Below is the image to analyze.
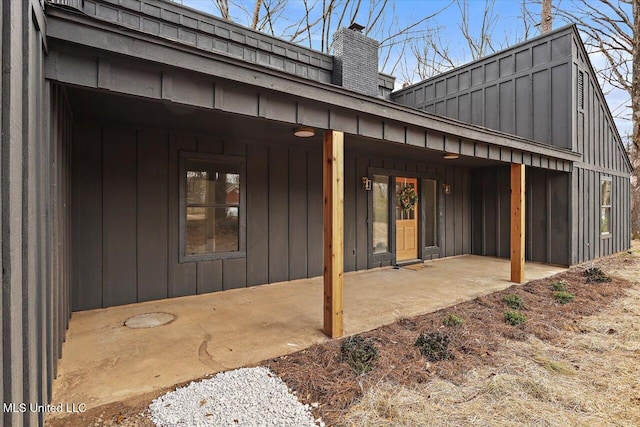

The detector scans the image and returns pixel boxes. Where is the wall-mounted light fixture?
[361,177,372,191]
[443,153,459,159]
[293,126,315,138]
[442,184,452,195]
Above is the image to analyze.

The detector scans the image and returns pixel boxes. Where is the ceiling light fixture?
[294,126,315,138]
[443,153,459,159]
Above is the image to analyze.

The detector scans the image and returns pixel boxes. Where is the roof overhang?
[44,2,582,171]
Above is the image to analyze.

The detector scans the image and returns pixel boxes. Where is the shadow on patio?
[51,255,565,410]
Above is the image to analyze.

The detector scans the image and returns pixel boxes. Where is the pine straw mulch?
[265,250,638,426]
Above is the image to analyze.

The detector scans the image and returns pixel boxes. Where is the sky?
[176,0,632,140]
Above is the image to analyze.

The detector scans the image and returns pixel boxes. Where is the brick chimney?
[331,24,379,97]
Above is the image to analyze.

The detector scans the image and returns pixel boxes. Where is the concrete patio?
[50,255,565,411]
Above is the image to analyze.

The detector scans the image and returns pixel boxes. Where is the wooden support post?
[510,163,525,283]
[323,130,344,338]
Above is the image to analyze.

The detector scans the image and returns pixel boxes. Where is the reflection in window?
[424,179,437,246]
[372,175,389,254]
[186,160,240,254]
[600,177,611,235]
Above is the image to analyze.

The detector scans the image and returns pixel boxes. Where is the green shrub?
[442,314,464,328]
[414,332,454,362]
[340,335,379,375]
[552,281,568,292]
[583,267,612,283]
[503,294,524,310]
[504,310,527,326]
[554,291,575,304]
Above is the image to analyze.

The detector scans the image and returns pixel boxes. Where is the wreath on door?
[398,186,418,213]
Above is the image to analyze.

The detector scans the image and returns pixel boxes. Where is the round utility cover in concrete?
[125,312,175,329]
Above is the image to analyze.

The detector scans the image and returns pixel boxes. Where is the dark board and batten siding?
[570,33,633,264]
[392,28,574,150]
[48,85,74,393]
[349,155,471,270]
[572,167,631,264]
[438,167,471,259]
[2,1,71,424]
[471,166,570,266]
[48,0,391,99]
[74,124,241,309]
[52,0,334,84]
[71,121,325,310]
[71,118,472,310]
[572,35,631,175]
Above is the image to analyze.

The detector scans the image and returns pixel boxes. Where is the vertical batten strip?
[323,130,344,338]
[510,163,525,283]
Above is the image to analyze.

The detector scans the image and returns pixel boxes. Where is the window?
[600,177,611,236]
[372,175,389,254]
[180,153,245,261]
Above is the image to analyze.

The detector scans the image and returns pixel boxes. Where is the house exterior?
[0,0,631,424]
[391,27,632,265]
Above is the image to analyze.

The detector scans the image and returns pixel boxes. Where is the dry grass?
[345,325,640,426]
[341,247,640,427]
[268,243,640,426]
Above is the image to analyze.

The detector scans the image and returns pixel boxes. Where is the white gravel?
[148,367,323,427]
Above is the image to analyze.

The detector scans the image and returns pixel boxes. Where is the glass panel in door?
[396,177,418,261]
[372,175,389,254]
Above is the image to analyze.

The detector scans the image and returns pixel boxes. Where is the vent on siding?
[578,71,584,110]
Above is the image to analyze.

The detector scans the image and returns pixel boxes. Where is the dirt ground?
[48,244,640,426]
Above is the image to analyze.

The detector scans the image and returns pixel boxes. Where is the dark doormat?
[401,263,432,271]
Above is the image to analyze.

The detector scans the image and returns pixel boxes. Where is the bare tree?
[555,0,638,237]
[541,0,553,33]
[377,2,453,75]
[209,0,386,49]
[457,0,500,60]
[402,30,456,81]
[209,0,287,32]
[401,0,534,82]
[520,0,538,40]
[208,0,450,80]
[215,0,231,20]
[251,0,264,29]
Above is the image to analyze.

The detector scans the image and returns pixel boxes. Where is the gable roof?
[392,24,632,173]
[394,24,576,93]
[567,24,633,173]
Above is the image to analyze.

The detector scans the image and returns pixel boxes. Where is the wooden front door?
[396,177,418,261]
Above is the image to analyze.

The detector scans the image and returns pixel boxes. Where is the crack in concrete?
[198,332,230,372]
